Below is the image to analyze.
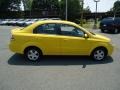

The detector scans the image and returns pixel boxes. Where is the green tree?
[0,0,10,11]
[113,0,120,13]
[107,0,120,17]
[32,0,59,11]
[60,0,81,22]
[84,6,91,13]
[0,0,21,11]
[8,0,21,11]
[0,0,4,6]
[22,0,33,11]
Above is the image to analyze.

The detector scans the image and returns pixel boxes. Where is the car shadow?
[8,54,113,68]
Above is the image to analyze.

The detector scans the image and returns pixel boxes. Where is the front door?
[33,23,60,55]
[58,24,89,55]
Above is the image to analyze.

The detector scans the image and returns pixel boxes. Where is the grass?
[80,21,100,29]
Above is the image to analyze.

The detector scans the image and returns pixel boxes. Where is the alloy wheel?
[92,49,106,61]
[27,49,40,61]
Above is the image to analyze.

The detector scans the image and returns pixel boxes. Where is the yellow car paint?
[9,20,113,56]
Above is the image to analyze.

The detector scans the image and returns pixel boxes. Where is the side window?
[60,24,85,37]
[34,23,57,34]
[115,18,120,24]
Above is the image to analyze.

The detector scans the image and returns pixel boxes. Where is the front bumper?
[107,43,114,56]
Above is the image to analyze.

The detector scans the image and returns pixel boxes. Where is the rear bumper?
[9,41,23,54]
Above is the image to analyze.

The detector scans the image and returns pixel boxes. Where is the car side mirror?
[84,34,89,38]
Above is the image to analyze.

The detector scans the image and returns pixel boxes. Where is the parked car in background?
[100,17,120,34]
[0,19,2,25]
[0,18,61,26]
[10,19,20,26]
[0,19,11,25]
[9,20,113,61]
[15,19,24,26]
[24,18,57,26]
[7,19,17,25]
[17,19,31,26]
[24,19,38,26]
[48,18,61,20]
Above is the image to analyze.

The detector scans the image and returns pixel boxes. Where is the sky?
[84,0,118,12]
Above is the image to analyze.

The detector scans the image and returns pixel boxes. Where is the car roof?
[101,18,114,23]
[103,17,120,20]
[35,20,77,26]
[21,20,91,35]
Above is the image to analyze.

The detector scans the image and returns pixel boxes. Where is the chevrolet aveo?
[9,20,113,61]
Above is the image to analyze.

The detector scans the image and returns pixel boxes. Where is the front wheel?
[91,48,107,61]
[113,28,119,34]
[24,47,42,61]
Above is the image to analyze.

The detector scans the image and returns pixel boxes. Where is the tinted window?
[34,24,57,34]
[102,18,113,23]
[60,24,84,37]
[114,18,120,24]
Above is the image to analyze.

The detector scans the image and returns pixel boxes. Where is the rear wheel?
[91,48,107,61]
[24,47,42,61]
[101,29,105,33]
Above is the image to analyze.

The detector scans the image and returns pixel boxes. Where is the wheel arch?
[90,46,108,56]
[21,42,44,54]
[24,46,43,55]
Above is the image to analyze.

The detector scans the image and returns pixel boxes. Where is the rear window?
[101,18,114,24]
[114,18,120,23]
[33,23,57,34]
[102,17,120,24]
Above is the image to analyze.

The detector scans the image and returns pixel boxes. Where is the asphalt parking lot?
[0,26,120,90]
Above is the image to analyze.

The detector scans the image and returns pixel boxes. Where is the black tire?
[91,47,107,61]
[113,28,119,34]
[24,47,42,62]
[101,29,105,33]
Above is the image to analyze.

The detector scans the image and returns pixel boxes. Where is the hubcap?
[94,50,105,60]
[27,49,39,61]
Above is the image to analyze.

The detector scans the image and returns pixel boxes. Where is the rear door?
[33,23,60,55]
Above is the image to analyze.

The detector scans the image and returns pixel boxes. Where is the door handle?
[64,39,69,41]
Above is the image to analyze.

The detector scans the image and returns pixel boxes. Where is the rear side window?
[102,19,113,23]
[33,23,57,34]
[114,18,120,24]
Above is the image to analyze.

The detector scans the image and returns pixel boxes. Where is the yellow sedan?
[9,20,113,61]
